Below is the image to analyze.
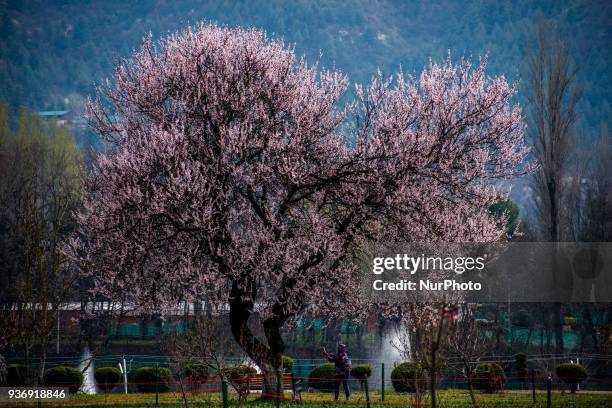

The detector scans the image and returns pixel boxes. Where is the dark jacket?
[324,345,351,375]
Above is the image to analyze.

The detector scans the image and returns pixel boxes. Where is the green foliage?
[350,364,372,391]
[94,367,121,391]
[308,363,336,392]
[43,366,83,393]
[185,364,209,385]
[473,363,506,393]
[350,364,372,379]
[489,198,520,238]
[7,364,29,386]
[514,353,528,380]
[134,367,173,393]
[221,365,257,385]
[556,363,588,393]
[390,362,424,393]
[281,356,293,373]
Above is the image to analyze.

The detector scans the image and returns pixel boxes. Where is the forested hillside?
[1,0,610,132]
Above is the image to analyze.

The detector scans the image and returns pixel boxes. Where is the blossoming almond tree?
[65,23,529,392]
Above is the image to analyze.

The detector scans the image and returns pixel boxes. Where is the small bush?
[7,364,29,386]
[351,364,372,390]
[221,364,258,401]
[95,367,121,391]
[556,363,587,393]
[222,364,257,386]
[308,363,336,392]
[282,356,293,373]
[391,362,424,393]
[134,367,173,393]
[350,364,372,379]
[185,364,209,386]
[514,353,528,381]
[44,366,83,394]
[473,363,506,393]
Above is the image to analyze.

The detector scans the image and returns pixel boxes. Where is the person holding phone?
[323,343,352,401]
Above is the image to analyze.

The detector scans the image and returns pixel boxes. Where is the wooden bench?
[229,373,302,400]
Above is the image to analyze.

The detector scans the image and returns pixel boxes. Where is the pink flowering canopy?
[67,23,529,372]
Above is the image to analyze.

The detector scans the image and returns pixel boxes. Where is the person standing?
[323,343,352,401]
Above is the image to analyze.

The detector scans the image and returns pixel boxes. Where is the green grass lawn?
[3,390,611,408]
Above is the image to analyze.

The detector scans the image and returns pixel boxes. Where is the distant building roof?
[37,110,70,117]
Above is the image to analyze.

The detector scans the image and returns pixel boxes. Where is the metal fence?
[3,353,611,407]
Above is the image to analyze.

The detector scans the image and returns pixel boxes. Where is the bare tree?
[579,128,612,242]
[526,20,582,353]
[163,310,243,381]
[394,302,460,408]
[163,308,246,407]
[575,128,612,354]
[448,304,491,405]
[0,107,83,383]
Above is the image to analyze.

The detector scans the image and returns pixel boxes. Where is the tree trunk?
[228,279,285,397]
[429,343,437,408]
[429,367,437,408]
[467,380,476,405]
[464,362,476,405]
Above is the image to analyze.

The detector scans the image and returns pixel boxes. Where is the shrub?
[514,353,528,381]
[556,363,587,393]
[282,356,293,373]
[308,363,336,392]
[473,363,506,393]
[7,364,29,386]
[222,364,257,380]
[185,364,209,386]
[134,367,173,393]
[44,366,83,394]
[350,364,372,390]
[391,362,424,393]
[221,364,257,388]
[95,367,121,391]
[350,364,372,379]
[221,364,258,401]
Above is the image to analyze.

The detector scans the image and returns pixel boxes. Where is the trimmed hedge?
[222,364,257,387]
[95,367,121,391]
[351,364,372,390]
[282,356,293,373]
[350,364,372,379]
[308,363,336,392]
[185,364,209,386]
[391,362,424,393]
[7,364,29,386]
[44,366,83,394]
[473,363,506,393]
[556,363,587,393]
[134,367,173,393]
